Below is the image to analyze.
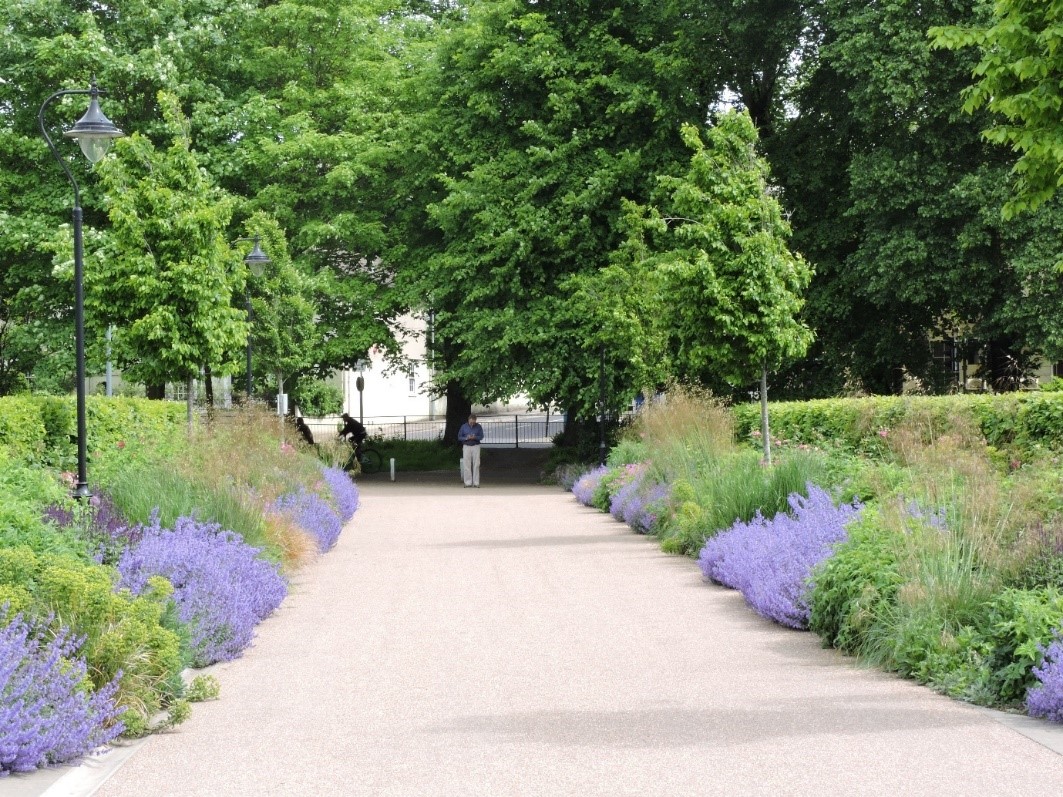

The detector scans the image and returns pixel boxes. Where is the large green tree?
[89,94,246,390]
[770,0,1063,394]
[635,114,813,390]
[389,0,726,434]
[931,0,1063,217]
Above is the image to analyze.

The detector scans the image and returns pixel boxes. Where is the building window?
[408,373,417,396]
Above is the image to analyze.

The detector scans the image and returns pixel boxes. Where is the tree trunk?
[203,365,214,407]
[443,380,472,445]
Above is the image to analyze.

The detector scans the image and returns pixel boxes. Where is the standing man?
[458,413,484,487]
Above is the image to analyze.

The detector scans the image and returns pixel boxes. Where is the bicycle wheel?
[359,447,383,475]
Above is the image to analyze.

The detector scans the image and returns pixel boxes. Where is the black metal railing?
[304,413,565,447]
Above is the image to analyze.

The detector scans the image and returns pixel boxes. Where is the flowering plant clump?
[43,491,140,562]
[320,466,360,523]
[275,490,343,552]
[0,612,124,775]
[1027,636,1063,723]
[117,514,287,667]
[699,485,863,629]
[609,465,671,534]
[572,465,609,507]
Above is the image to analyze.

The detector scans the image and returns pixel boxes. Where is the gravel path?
[89,479,1063,796]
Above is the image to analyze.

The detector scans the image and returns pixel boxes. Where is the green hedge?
[0,395,186,469]
[733,393,1063,452]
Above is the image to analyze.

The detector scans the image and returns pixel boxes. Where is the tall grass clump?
[631,385,735,478]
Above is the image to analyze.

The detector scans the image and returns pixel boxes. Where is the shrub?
[320,466,359,524]
[0,397,46,462]
[116,514,287,668]
[290,378,343,418]
[699,485,862,629]
[0,612,124,775]
[275,490,343,552]
[807,512,902,653]
[656,450,830,556]
[571,465,609,507]
[0,546,184,738]
[1028,636,1063,722]
[607,464,671,534]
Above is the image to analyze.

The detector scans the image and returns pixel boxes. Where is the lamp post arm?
[37,88,94,208]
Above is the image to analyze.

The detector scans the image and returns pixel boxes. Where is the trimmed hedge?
[732,393,1063,452]
[0,395,186,469]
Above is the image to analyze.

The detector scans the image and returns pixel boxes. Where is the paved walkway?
[34,475,1063,795]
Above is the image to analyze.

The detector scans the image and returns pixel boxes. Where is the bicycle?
[343,441,383,475]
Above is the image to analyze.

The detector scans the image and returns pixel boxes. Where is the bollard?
[390,458,396,481]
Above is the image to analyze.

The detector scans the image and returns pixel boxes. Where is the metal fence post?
[514,415,519,449]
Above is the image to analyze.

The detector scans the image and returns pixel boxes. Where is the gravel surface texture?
[79,478,1063,796]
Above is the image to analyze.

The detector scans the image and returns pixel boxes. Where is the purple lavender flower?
[320,466,360,523]
[698,485,863,629]
[42,491,139,562]
[275,490,343,552]
[572,465,609,506]
[1027,636,1063,723]
[0,612,124,775]
[117,514,287,667]
[606,465,671,534]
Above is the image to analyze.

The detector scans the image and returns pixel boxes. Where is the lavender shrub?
[608,466,671,534]
[117,514,287,667]
[42,491,140,562]
[572,466,609,507]
[1027,636,1063,723]
[320,466,360,523]
[275,490,343,552]
[0,613,123,775]
[699,485,863,629]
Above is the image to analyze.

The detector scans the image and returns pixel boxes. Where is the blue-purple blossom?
[320,466,360,523]
[42,491,139,562]
[0,613,123,775]
[699,485,863,629]
[572,466,609,506]
[608,465,671,534]
[275,490,343,552]
[117,514,287,667]
[1027,635,1063,723]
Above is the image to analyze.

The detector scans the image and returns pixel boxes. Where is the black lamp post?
[38,80,124,500]
[237,236,270,399]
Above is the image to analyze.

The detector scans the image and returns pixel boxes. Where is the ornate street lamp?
[235,236,270,399]
[38,79,124,500]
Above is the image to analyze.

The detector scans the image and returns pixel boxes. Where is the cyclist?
[338,412,368,461]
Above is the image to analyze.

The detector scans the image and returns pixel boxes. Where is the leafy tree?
[89,94,246,391]
[770,0,1063,394]
[390,0,725,436]
[642,114,813,389]
[931,1,1063,217]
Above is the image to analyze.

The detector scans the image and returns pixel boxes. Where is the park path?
[84,475,1063,796]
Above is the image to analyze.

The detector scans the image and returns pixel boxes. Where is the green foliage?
[731,393,1063,457]
[290,378,343,418]
[656,449,831,556]
[372,439,456,472]
[633,113,813,387]
[808,512,903,653]
[936,588,1063,706]
[607,439,649,468]
[0,396,47,461]
[931,1,1063,216]
[91,92,245,387]
[186,674,221,703]
[0,546,185,737]
[104,465,274,559]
